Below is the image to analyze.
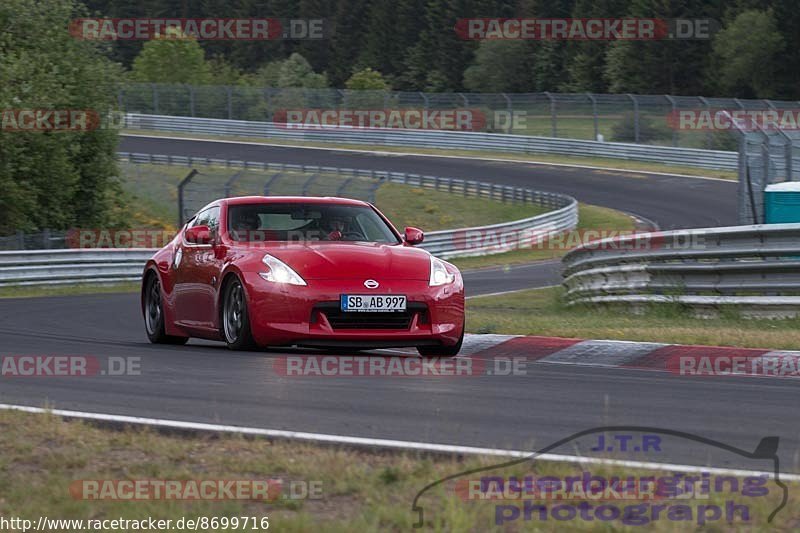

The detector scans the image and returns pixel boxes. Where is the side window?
[205,207,221,236]
[188,210,209,229]
[186,206,220,240]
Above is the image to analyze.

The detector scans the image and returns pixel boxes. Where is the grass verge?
[116,163,549,232]
[376,183,547,232]
[467,286,800,350]
[0,409,794,531]
[123,129,737,180]
[0,283,140,300]
[450,203,635,270]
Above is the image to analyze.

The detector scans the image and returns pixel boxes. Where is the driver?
[322,215,348,240]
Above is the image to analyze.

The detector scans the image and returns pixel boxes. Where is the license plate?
[340,294,407,312]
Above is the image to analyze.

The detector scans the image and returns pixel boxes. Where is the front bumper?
[240,274,464,348]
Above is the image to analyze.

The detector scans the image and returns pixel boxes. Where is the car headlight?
[429,257,455,286]
[260,254,307,286]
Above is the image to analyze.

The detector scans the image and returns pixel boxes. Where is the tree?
[603,0,723,95]
[207,55,245,85]
[710,9,784,98]
[402,0,482,91]
[0,0,122,234]
[358,0,424,88]
[464,41,534,92]
[345,68,390,90]
[559,0,628,92]
[130,29,212,84]
[276,53,328,88]
[329,0,370,86]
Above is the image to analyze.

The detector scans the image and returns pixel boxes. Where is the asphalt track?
[0,293,798,474]
[5,136,797,476]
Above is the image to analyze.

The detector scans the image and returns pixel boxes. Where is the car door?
[174,206,223,332]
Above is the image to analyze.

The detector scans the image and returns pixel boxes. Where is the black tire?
[143,273,189,345]
[417,327,464,357]
[221,277,257,350]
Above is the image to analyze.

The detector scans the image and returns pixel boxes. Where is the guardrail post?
[664,94,677,147]
[152,83,159,114]
[301,173,319,195]
[737,136,748,224]
[336,178,354,196]
[224,170,243,197]
[698,96,712,149]
[765,99,794,181]
[368,178,382,203]
[188,85,195,117]
[587,93,598,141]
[42,228,51,249]
[626,94,639,143]
[419,92,429,110]
[263,172,282,195]
[16,230,24,250]
[226,86,233,120]
[544,92,557,137]
[177,169,198,227]
[264,89,273,121]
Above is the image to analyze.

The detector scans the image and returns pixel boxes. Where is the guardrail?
[125,114,738,171]
[0,249,153,286]
[117,151,578,256]
[562,223,800,318]
[0,171,578,285]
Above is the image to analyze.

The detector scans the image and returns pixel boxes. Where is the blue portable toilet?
[764,182,800,223]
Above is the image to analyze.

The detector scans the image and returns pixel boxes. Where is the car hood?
[267,242,432,281]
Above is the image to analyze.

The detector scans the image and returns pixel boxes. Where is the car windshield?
[227,203,401,244]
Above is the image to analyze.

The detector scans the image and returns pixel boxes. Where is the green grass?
[467,286,800,350]
[0,409,794,531]
[116,162,189,229]
[124,129,738,180]
[450,203,636,270]
[0,282,139,299]
[376,183,548,232]
[116,164,551,233]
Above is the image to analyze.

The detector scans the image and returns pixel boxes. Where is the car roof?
[195,196,373,213]
[221,196,371,207]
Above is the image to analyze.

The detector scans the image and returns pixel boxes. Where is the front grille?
[313,302,428,330]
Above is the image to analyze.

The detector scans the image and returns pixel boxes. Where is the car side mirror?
[404,226,424,245]
[185,225,212,245]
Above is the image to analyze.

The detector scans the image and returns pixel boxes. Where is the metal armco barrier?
[0,172,578,285]
[562,223,800,318]
[124,114,738,171]
[117,150,579,258]
[0,249,154,286]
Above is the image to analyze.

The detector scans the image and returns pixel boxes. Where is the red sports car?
[141,196,465,356]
